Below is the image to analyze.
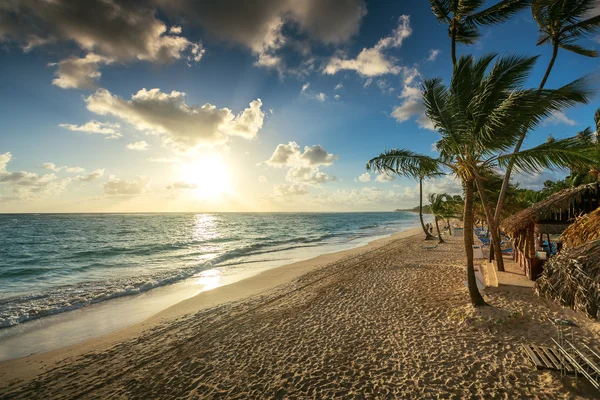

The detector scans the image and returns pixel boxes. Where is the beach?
[1,228,599,398]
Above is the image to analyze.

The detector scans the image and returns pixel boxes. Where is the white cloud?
[42,162,85,173]
[363,78,373,87]
[334,83,343,90]
[169,26,183,35]
[316,92,326,102]
[157,0,366,72]
[301,82,310,93]
[85,88,265,150]
[126,141,149,151]
[0,152,70,199]
[258,175,268,183]
[427,49,440,62]
[0,1,203,64]
[49,53,113,90]
[148,157,178,164]
[375,173,396,183]
[265,142,337,167]
[390,67,435,131]
[59,120,122,139]
[167,181,197,190]
[354,172,371,182]
[334,94,341,100]
[286,166,335,185]
[75,168,105,182]
[323,15,412,77]
[272,183,308,198]
[513,171,562,190]
[103,175,151,195]
[543,111,577,126]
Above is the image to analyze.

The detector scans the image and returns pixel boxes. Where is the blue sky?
[0,0,599,212]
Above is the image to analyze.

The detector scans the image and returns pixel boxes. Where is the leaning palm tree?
[429,0,531,65]
[368,153,442,240]
[428,193,458,243]
[368,54,596,306]
[493,0,600,254]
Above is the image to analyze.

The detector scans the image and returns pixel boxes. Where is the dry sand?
[1,228,599,399]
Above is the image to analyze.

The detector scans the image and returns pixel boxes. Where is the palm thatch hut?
[501,182,600,280]
[561,206,600,248]
[535,239,600,319]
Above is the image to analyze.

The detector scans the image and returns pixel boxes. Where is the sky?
[0,0,599,213]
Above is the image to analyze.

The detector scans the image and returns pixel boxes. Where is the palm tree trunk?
[419,177,435,240]
[492,41,560,266]
[473,175,505,272]
[451,24,457,66]
[435,216,445,243]
[464,179,487,307]
[446,218,452,235]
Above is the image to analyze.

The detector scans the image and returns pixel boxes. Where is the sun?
[180,154,232,199]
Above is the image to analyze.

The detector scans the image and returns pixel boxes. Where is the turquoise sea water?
[0,212,419,328]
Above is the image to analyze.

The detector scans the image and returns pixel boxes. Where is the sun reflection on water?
[194,269,222,291]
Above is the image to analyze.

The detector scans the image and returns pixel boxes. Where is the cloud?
[158,0,366,71]
[300,83,327,102]
[167,181,197,189]
[103,175,151,195]
[127,141,149,151]
[169,26,183,35]
[85,88,264,150]
[375,173,395,183]
[316,92,326,102]
[334,94,341,100]
[42,162,85,173]
[323,15,412,77]
[285,166,335,184]
[272,183,308,198]
[148,157,178,163]
[49,53,113,90]
[513,171,562,190]
[0,0,202,64]
[354,172,371,182]
[264,142,337,186]
[265,142,337,167]
[75,168,105,182]
[543,111,577,126]
[258,175,268,183]
[0,152,70,199]
[427,49,440,62]
[334,83,343,90]
[301,82,310,93]
[59,120,122,139]
[390,67,435,131]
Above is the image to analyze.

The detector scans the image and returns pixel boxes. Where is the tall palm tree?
[367,152,442,240]
[368,54,596,306]
[493,0,600,250]
[429,0,531,65]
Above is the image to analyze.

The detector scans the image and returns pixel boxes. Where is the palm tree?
[429,193,459,243]
[367,152,442,240]
[368,54,596,306]
[429,0,531,65]
[493,0,600,252]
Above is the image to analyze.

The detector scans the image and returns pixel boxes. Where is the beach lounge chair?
[478,237,491,246]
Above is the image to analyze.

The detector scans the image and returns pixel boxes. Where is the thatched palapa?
[561,206,600,249]
[500,182,600,280]
[535,239,600,319]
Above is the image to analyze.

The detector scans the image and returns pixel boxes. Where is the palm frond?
[497,135,600,173]
[595,107,600,133]
[558,42,598,57]
[366,149,442,179]
[562,15,600,39]
[466,0,531,27]
[430,0,452,22]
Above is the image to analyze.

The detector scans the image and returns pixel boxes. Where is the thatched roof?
[535,239,600,319]
[561,206,600,248]
[501,182,600,238]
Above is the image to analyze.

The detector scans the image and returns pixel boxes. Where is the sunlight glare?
[180,155,231,199]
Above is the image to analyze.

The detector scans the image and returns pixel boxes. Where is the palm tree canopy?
[430,0,531,44]
[366,149,443,179]
[533,0,600,57]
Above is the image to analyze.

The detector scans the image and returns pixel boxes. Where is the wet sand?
[1,229,599,399]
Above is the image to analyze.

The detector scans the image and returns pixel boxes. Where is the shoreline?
[0,227,424,384]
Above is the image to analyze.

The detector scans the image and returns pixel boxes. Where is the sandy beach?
[1,228,599,399]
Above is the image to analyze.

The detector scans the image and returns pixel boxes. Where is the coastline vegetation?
[368,0,600,307]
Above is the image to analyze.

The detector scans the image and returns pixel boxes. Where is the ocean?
[0,212,421,330]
